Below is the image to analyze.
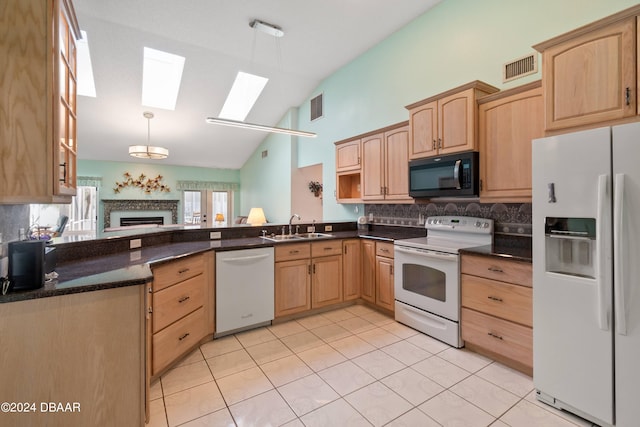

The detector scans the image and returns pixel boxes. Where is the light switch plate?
[129,250,141,261]
[324,225,333,232]
[210,231,221,240]
[130,238,142,249]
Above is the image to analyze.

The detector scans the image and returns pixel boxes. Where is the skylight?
[77,30,96,97]
[142,47,185,110]
[218,71,269,121]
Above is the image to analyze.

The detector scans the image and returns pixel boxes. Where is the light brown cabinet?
[375,241,395,312]
[478,81,544,202]
[406,81,499,160]
[0,0,80,203]
[362,123,412,202]
[335,138,362,203]
[275,243,312,318]
[342,239,362,301]
[361,239,376,303]
[461,254,532,375]
[311,240,343,308]
[150,252,214,376]
[534,11,637,132]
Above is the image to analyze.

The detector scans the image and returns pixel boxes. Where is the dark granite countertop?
[459,235,532,263]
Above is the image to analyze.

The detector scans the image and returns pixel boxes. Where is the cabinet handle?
[308,265,311,275]
[59,162,67,182]
[178,296,190,303]
[626,87,631,106]
[487,332,503,340]
[438,138,442,149]
[358,156,361,164]
[390,265,394,275]
[487,295,503,302]
[344,246,348,255]
[432,139,436,150]
[380,186,384,195]
[324,247,332,251]
[147,307,153,314]
[487,266,503,273]
[178,268,190,274]
[313,264,316,274]
[380,248,389,253]
[178,332,190,341]
[289,250,299,254]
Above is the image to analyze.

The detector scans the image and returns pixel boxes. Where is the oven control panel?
[425,216,493,234]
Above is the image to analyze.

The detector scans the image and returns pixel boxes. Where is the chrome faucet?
[289,214,301,235]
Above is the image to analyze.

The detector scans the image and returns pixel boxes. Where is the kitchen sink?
[261,232,333,242]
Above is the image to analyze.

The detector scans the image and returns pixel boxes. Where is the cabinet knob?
[178,296,190,303]
[487,295,503,302]
[487,332,503,340]
[487,266,503,273]
[178,333,190,341]
[178,268,190,274]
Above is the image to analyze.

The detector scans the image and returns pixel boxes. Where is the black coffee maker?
[7,240,51,291]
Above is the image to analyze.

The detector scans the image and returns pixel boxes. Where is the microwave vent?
[503,53,537,83]
[310,93,323,121]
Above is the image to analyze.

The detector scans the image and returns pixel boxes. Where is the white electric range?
[394,216,493,347]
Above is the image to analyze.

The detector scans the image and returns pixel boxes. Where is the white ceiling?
[74,0,442,169]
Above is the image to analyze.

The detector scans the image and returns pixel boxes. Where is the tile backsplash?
[364,202,532,236]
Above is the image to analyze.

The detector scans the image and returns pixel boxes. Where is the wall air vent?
[503,53,538,83]
[310,93,323,121]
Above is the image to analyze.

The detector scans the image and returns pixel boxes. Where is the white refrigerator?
[532,122,640,427]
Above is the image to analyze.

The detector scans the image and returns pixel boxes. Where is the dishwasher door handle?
[221,253,271,264]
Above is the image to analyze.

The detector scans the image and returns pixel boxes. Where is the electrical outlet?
[324,225,333,232]
[130,238,142,249]
[129,250,141,262]
[306,226,315,232]
[209,231,221,240]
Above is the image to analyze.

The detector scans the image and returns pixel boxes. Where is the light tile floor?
[148,305,596,427]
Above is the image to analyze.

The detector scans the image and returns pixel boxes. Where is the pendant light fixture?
[129,111,169,159]
[206,19,316,138]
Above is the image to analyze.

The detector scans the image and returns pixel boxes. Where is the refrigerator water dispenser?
[544,217,596,279]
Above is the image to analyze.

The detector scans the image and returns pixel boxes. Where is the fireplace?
[120,216,165,227]
[102,200,179,229]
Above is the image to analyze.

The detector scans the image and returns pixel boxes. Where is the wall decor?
[308,181,323,197]
[113,172,170,194]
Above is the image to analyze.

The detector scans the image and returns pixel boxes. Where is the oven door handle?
[394,246,458,261]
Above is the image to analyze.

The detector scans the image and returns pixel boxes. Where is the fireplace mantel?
[103,200,179,228]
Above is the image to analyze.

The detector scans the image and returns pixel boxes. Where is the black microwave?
[409,151,479,198]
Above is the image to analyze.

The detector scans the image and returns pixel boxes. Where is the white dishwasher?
[215,247,274,336]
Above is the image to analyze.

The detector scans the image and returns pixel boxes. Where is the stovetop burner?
[394,216,493,254]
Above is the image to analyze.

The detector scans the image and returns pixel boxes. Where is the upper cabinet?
[406,81,499,160]
[478,81,544,202]
[362,122,412,202]
[335,138,362,203]
[0,0,80,204]
[533,5,640,132]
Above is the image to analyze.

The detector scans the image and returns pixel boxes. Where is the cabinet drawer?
[153,306,206,375]
[153,274,205,333]
[461,308,532,369]
[461,275,532,327]
[461,254,531,287]
[153,254,205,291]
[275,243,311,261]
[311,240,342,257]
[375,241,394,258]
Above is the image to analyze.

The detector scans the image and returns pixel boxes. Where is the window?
[30,186,98,239]
[183,190,231,227]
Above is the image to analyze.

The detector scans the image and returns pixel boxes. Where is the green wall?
[77,159,240,230]
[289,0,637,221]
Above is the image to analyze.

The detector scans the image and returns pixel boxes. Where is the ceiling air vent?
[310,93,323,121]
[503,53,537,83]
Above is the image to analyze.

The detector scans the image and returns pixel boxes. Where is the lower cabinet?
[461,253,533,375]
[275,243,312,317]
[375,242,395,312]
[150,251,214,377]
[342,239,362,301]
[274,240,344,317]
[360,239,395,312]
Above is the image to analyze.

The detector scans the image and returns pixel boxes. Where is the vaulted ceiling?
[74,0,442,169]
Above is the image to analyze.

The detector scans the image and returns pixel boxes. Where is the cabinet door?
[361,240,376,303]
[384,125,412,201]
[275,259,311,317]
[409,101,438,159]
[479,83,543,201]
[542,17,635,130]
[342,239,361,301]
[54,2,78,196]
[438,88,476,155]
[376,256,394,311]
[362,133,385,200]
[312,255,343,308]
[336,139,361,172]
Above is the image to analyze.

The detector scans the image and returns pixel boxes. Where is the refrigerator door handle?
[614,173,627,335]
[596,174,610,331]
